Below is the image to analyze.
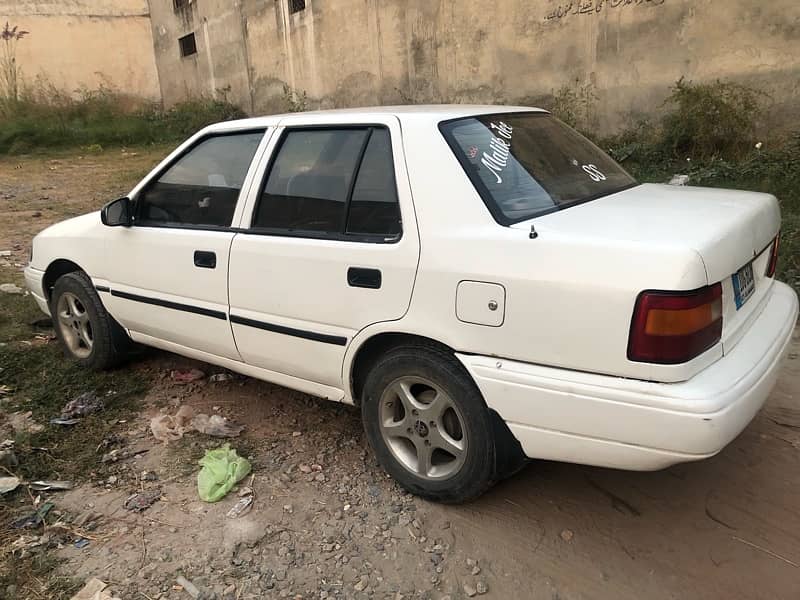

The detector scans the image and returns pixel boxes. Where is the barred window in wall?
[289,0,306,14]
[179,33,197,58]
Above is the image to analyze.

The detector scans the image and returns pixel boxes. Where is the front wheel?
[361,344,497,503]
[51,271,130,369]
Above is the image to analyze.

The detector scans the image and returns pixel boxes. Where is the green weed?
[0,83,246,154]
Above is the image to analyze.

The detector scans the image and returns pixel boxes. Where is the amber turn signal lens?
[628,284,723,364]
[644,299,722,337]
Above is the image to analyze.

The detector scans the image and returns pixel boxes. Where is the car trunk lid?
[511,183,781,354]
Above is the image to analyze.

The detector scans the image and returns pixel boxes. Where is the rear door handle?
[347,267,381,289]
[194,250,216,269]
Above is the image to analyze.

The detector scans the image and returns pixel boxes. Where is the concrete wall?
[154,0,800,134]
[0,0,160,100]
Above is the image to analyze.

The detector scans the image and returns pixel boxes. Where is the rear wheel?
[362,344,496,503]
[51,272,130,369]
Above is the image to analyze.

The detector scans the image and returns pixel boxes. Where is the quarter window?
[253,127,401,240]
[136,132,264,228]
[347,129,401,236]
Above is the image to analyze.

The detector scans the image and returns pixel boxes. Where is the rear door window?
[252,127,401,240]
[136,131,264,228]
[440,113,636,224]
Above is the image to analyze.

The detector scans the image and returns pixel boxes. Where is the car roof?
[203,104,548,132]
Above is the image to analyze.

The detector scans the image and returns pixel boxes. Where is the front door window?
[137,131,264,228]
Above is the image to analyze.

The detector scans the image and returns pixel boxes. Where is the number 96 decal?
[582,164,607,182]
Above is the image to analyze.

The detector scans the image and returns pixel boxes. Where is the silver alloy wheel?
[378,376,467,480]
[56,291,93,359]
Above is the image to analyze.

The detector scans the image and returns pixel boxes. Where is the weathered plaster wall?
[151,0,800,133]
[0,0,160,100]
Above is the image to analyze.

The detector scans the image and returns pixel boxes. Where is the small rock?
[466,558,477,568]
[353,575,369,592]
[223,583,236,598]
[0,449,18,469]
[292,431,302,437]
[73,510,95,527]
[283,504,293,514]
[299,465,312,474]
[0,283,24,295]
[476,581,488,595]
[560,529,574,542]
[176,576,201,599]
[464,583,477,597]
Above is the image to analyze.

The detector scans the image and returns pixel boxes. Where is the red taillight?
[766,233,780,278]
[628,284,723,364]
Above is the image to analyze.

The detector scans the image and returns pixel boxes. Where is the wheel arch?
[43,259,86,301]
[349,329,529,490]
[346,331,457,406]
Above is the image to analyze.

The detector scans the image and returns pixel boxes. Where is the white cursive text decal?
[480,121,514,184]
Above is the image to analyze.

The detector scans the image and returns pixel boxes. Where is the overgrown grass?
[0,274,42,343]
[0,267,149,598]
[0,343,148,480]
[0,268,149,481]
[0,86,246,154]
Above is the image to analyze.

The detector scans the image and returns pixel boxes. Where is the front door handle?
[194,250,216,269]
[347,267,381,289]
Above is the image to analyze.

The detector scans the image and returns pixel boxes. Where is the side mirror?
[101,197,132,227]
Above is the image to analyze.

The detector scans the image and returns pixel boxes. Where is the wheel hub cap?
[56,291,93,359]
[378,376,467,481]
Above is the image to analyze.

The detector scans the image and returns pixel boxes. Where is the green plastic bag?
[197,444,251,503]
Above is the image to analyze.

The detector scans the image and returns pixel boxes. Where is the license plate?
[732,262,755,310]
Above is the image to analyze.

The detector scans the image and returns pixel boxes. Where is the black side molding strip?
[230,315,347,346]
[110,289,227,321]
[95,285,110,293]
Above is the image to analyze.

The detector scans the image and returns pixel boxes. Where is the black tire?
[361,343,497,503]
[50,271,130,370]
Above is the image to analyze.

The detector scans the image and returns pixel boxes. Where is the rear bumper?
[23,265,50,316]
[457,281,798,471]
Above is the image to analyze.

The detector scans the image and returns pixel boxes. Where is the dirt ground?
[1,151,800,600]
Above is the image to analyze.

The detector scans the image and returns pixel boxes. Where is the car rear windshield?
[439,112,637,224]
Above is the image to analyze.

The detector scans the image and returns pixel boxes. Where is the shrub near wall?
[0,86,246,154]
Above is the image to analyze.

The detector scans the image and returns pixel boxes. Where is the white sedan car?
[25,106,798,502]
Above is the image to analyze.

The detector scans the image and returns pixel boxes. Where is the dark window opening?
[253,127,401,240]
[347,129,401,236]
[289,0,306,14]
[179,33,197,58]
[173,0,189,11]
[136,132,264,228]
[439,112,637,225]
